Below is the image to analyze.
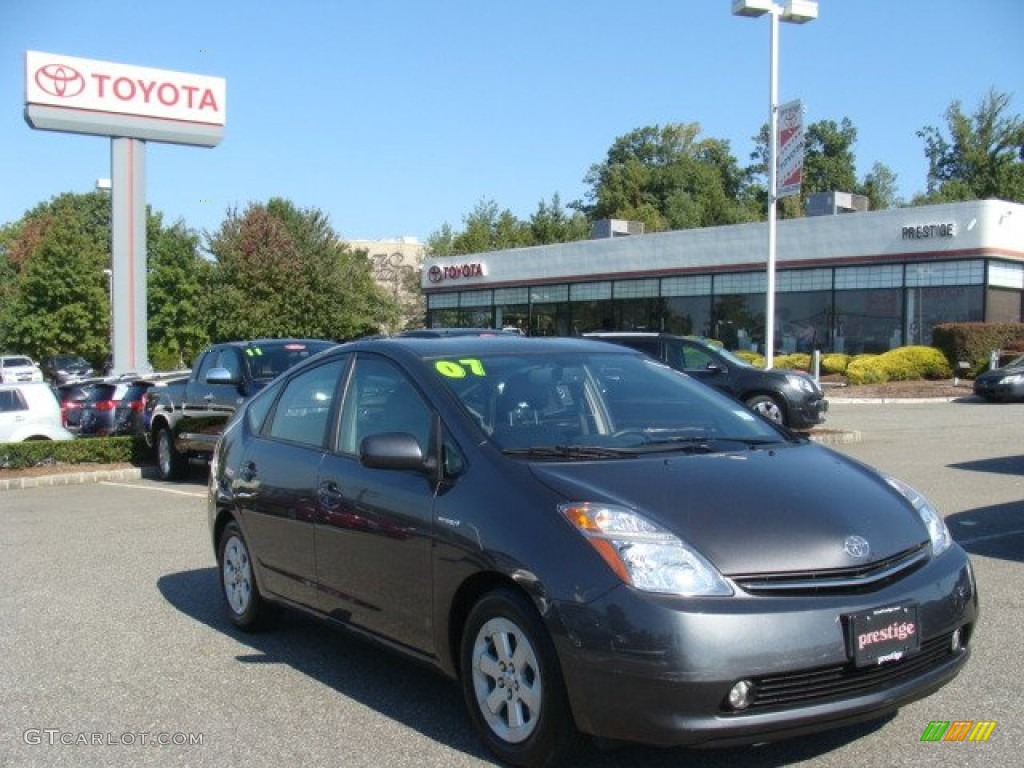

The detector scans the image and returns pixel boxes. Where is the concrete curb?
[806,429,863,446]
[0,466,144,492]
[827,396,969,405]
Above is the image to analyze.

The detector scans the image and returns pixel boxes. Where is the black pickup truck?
[143,338,336,480]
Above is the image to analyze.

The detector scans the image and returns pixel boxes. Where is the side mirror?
[206,366,240,386]
[360,432,427,471]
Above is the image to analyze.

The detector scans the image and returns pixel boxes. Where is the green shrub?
[821,353,852,374]
[933,322,1024,375]
[845,354,887,384]
[843,346,953,385]
[774,353,811,371]
[0,437,151,471]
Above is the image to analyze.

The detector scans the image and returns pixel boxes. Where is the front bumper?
[974,379,1024,401]
[789,395,828,430]
[552,546,976,747]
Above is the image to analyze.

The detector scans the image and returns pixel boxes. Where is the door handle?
[317,481,344,509]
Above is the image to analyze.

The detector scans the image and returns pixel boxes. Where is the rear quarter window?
[0,389,29,412]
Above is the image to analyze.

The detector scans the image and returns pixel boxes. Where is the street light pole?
[732,0,817,369]
[766,5,779,369]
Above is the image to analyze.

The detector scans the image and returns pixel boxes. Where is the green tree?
[426,222,457,258]
[915,89,1024,203]
[860,162,902,211]
[580,123,757,232]
[446,199,533,255]
[146,213,212,369]
[0,192,112,366]
[428,194,588,258]
[528,194,590,244]
[205,198,398,341]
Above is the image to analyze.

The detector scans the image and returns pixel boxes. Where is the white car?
[0,382,75,442]
[0,355,44,383]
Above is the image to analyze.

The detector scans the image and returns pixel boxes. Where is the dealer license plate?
[848,604,920,667]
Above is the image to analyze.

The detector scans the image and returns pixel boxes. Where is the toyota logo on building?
[843,535,871,560]
[34,62,85,98]
[428,266,443,283]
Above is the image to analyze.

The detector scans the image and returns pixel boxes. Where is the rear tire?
[217,520,272,631]
[460,588,582,768]
[155,425,186,481]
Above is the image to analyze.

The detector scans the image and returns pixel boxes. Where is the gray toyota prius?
[208,336,977,767]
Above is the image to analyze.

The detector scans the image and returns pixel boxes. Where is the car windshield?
[243,341,336,380]
[692,340,753,368]
[54,355,88,367]
[430,350,786,453]
[2,357,34,368]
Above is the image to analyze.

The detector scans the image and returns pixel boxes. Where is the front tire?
[745,394,785,426]
[155,424,186,481]
[460,589,581,768]
[217,520,272,631]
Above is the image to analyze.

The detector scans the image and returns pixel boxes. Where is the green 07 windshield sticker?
[434,359,486,378]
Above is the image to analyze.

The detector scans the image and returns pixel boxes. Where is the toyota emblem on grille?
[35,63,86,98]
[843,535,870,559]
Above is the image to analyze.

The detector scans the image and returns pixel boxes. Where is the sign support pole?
[110,137,148,375]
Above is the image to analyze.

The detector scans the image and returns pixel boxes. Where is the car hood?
[528,443,928,576]
[977,363,1024,380]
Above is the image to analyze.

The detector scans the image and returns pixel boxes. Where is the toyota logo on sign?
[34,62,85,98]
[428,266,443,283]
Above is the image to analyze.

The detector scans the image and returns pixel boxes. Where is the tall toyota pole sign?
[24,51,226,375]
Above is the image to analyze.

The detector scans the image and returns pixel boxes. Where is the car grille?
[731,543,930,595]
[738,632,960,711]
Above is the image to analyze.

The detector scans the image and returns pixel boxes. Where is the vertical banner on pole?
[777,99,804,199]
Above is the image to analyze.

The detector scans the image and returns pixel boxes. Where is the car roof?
[396,328,522,338]
[212,338,336,348]
[340,335,635,359]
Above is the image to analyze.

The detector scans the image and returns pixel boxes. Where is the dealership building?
[420,198,1024,355]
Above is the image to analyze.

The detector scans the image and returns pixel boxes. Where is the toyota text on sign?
[26,51,225,126]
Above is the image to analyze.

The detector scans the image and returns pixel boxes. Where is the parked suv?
[0,382,74,442]
[584,332,828,429]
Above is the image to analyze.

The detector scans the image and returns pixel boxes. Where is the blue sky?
[3,1,1022,243]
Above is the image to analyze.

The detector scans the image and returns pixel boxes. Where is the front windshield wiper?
[622,435,784,454]
[502,445,635,460]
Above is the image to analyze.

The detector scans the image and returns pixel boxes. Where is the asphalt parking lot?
[1,398,1020,767]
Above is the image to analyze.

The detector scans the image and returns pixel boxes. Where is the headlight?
[786,374,819,395]
[884,476,952,556]
[560,502,733,596]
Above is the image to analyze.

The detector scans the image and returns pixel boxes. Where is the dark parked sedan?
[973,353,1024,401]
[208,336,977,766]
